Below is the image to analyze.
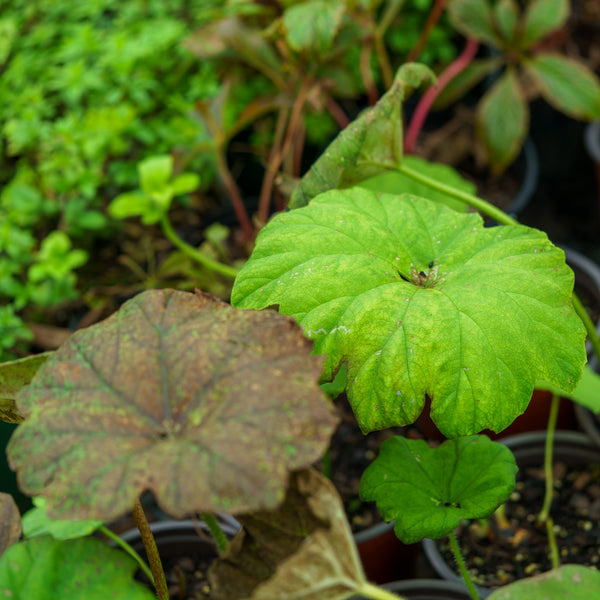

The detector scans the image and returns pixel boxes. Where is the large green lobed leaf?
[8,289,338,522]
[232,189,586,437]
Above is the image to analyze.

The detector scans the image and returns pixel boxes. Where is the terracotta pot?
[354,520,419,585]
[422,431,600,593]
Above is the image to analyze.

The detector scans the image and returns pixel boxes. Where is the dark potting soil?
[437,460,600,589]
[324,394,418,533]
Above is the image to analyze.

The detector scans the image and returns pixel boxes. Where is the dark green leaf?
[209,469,367,600]
[0,535,155,599]
[488,565,600,600]
[283,2,344,56]
[477,68,529,173]
[360,435,517,543]
[447,0,501,47]
[232,190,586,437]
[521,0,569,48]
[8,290,337,522]
[524,53,600,120]
[289,63,436,208]
[493,0,519,44]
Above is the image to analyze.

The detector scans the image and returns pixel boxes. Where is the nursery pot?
[117,517,240,596]
[583,120,600,210]
[354,578,475,600]
[354,519,419,585]
[423,431,600,593]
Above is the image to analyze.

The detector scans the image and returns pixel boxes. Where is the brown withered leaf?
[0,493,22,557]
[7,290,338,522]
[208,468,367,600]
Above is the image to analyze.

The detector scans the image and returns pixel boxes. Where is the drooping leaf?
[360,435,517,543]
[289,63,436,208]
[282,1,344,56]
[0,493,21,557]
[446,0,501,47]
[232,189,586,437]
[521,0,569,49]
[477,68,529,173]
[0,535,155,599]
[8,289,338,522]
[0,352,52,424]
[536,364,600,414]
[209,469,367,600]
[487,565,600,600]
[22,497,103,540]
[524,53,600,121]
[358,155,476,212]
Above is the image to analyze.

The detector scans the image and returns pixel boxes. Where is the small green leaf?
[521,0,569,48]
[22,497,103,540]
[170,173,200,196]
[524,53,600,120]
[493,0,519,44]
[536,364,600,413]
[447,0,501,47]
[282,1,344,56]
[232,190,586,437]
[108,191,166,225]
[289,63,436,208]
[359,435,517,543]
[477,68,529,173]
[487,565,600,600]
[0,535,155,599]
[0,353,51,424]
[358,155,476,212]
[138,155,173,196]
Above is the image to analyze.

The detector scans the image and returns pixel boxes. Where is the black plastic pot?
[422,431,600,594]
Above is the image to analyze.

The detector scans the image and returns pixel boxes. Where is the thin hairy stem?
[448,530,480,600]
[200,512,229,555]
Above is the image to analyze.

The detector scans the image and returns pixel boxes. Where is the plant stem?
[405,0,448,63]
[98,525,155,584]
[356,581,406,600]
[404,37,479,154]
[537,393,561,569]
[159,215,239,280]
[200,512,229,555]
[132,499,169,600]
[573,292,600,364]
[448,530,480,600]
[360,39,379,105]
[374,0,406,89]
[397,162,518,225]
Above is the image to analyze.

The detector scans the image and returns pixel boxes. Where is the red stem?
[405,0,448,63]
[404,37,479,154]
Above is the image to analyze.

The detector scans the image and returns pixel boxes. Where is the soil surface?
[436,459,600,589]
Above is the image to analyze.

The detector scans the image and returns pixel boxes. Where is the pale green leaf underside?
[360,435,517,543]
[232,189,586,437]
[487,565,600,600]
